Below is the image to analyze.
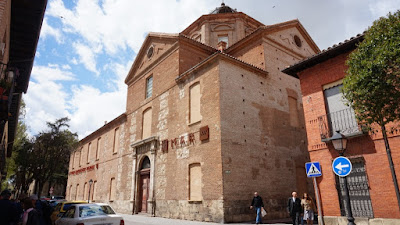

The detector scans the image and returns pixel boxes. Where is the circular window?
[147,46,154,59]
[294,35,302,47]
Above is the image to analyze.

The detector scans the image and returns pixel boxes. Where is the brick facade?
[283,36,400,224]
[67,6,320,223]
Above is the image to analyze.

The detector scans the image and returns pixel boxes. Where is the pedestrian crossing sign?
[305,162,322,177]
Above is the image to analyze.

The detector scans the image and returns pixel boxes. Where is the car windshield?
[62,203,74,211]
[79,205,116,218]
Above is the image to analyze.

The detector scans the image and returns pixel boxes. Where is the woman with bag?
[301,193,316,225]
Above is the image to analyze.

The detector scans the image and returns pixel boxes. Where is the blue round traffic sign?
[332,156,352,177]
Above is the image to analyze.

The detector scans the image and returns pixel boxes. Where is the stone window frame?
[189,81,201,125]
[87,142,91,164]
[217,34,229,48]
[145,75,153,99]
[142,107,153,139]
[188,162,202,203]
[96,137,101,161]
[83,182,88,200]
[113,127,120,155]
[75,183,79,200]
[109,177,116,202]
[92,180,97,202]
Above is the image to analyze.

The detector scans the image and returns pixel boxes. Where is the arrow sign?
[332,156,352,177]
[335,162,350,171]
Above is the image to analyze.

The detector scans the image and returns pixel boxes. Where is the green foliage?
[343,10,400,126]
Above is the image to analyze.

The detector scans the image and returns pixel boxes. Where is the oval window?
[294,35,302,47]
[147,46,154,58]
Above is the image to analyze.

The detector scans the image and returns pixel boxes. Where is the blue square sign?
[305,162,322,177]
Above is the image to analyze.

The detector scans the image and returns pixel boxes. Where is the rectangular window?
[79,148,83,167]
[142,108,152,139]
[87,143,91,164]
[71,153,75,169]
[336,158,374,218]
[146,76,153,99]
[96,137,101,160]
[288,97,300,127]
[189,163,202,201]
[92,181,97,201]
[218,35,229,47]
[83,182,88,200]
[324,84,359,136]
[110,178,116,201]
[189,83,201,124]
[113,127,120,154]
[76,184,79,200]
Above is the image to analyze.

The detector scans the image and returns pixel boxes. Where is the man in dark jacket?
[287,191,302,225]
[0,189,19,225]
[250,192,264,224]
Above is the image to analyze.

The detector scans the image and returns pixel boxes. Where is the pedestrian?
[250,191,264,224]
[0,189,19,225]
[287,191,302,225]
[301,193,316,225]
[22,198,40,225]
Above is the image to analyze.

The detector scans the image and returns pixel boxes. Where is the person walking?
[0,189,19,225]
[287,191,302,225]
[250,192,264,224]
[301,193,316,225]
[22,198,40,225]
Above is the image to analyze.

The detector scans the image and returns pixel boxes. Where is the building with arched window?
[66,3,320,223]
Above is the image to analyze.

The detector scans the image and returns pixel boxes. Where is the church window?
[218,35,229,47]
[146,76,153,99]
[189,163,202,201]
[288,96,300,127]
[142,108,152,139]
[113,127,120,154]
[189,82,201,124]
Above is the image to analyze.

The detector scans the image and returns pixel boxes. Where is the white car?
[55,203,124,225]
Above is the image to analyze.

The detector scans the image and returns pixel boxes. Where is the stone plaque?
[200,126,209,141]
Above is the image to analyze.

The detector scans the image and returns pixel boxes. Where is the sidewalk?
[121,214,292,225]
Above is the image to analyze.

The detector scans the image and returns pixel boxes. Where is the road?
[121,214,292,225]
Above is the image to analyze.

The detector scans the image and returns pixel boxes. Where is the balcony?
[318,107,367,142]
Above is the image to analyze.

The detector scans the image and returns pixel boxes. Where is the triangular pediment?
[125,33,179,85]
[264,20,320,57]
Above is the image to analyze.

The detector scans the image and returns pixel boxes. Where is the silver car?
[55,203,124,225]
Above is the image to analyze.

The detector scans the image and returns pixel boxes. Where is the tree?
[342,10,400,209]
[32,117,78,196]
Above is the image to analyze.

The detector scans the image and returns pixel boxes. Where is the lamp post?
[331,131,355,225]
[88,179,93,203]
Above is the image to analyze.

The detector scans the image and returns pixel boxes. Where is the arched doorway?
[138,156,150,212]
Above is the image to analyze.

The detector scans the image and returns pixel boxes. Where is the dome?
[210,3,237,14]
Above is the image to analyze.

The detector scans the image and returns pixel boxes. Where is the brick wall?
[298,50,400,219]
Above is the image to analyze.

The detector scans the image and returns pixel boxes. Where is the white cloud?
[40,17,63,43]
[26,62,127,138]
[72,42,101,75]
[368,0,400,18]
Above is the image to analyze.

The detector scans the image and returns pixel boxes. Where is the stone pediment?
[131,136,159,155]
[125,33,179,85]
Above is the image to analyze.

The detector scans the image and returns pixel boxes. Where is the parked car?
[49,199,66,209]
[50,200,87,224]
[55,203,124,225]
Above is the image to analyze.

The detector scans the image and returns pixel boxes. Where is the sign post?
[305,162,324,225]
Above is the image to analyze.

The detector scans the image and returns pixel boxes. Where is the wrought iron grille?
[336,159,374,218]
[318,107,366,141]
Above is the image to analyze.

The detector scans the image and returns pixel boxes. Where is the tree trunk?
[381,124,400,211]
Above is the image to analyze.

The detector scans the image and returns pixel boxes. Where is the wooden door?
[139,174,150,212]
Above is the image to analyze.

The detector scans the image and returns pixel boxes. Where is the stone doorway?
[138,156,151,213]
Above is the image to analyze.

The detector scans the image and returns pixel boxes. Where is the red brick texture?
[298,51,400,219]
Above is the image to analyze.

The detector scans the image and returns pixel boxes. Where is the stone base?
[155,200,224,223]
[321,216,400,225]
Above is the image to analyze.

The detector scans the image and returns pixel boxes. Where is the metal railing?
[318,107,366,141]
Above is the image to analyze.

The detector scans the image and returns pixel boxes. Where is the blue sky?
[25,0,400,138]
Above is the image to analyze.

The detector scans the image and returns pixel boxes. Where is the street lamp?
[331,131,355,225]
[88,179,93,203]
